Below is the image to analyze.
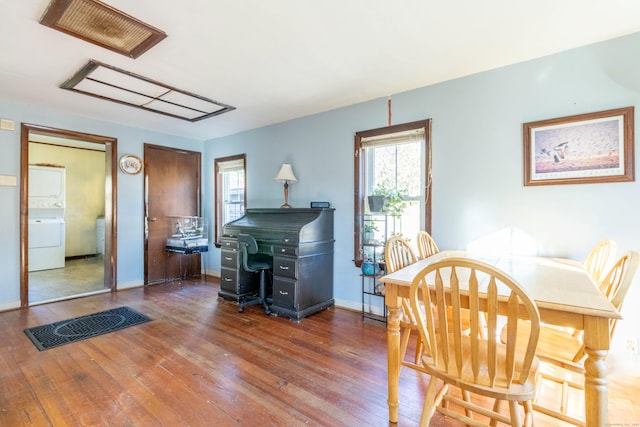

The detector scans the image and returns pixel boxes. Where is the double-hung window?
[214,154,246,245]
[354,120,431,262]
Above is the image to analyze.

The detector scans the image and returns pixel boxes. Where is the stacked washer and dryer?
[28,165,66,272]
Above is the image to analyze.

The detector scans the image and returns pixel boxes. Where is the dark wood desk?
[220,208,334,320]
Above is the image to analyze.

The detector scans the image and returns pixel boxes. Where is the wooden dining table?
[379,250,620,427]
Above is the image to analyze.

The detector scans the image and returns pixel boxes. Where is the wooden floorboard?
[1,279,638,426]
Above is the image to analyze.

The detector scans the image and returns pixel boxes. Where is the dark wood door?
[144,144,201,284]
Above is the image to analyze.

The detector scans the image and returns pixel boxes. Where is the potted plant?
[367,193,387,212]
[368,182,408,218]
[362,221,378,244]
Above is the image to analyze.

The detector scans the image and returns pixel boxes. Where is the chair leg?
[522,400,534,427]
[414,335,423,365]
[490,399,502,427]
[560,379,569,414]
[399,326,412,364]
[508,401,521,427]
[259,270,271,315]
[420,377,440,427]
[461,390,472,418]
[238,270,271,314]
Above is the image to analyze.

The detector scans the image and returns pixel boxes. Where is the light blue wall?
[2,32,640,354]
[203,32,640,354]
[0,101,201,309]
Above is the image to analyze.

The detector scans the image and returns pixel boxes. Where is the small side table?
[165,245,209,285]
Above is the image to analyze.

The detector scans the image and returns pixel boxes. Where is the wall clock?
[119,154,143,175]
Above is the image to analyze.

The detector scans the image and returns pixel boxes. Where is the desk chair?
[237,233,273,314]
[410,258,540,426]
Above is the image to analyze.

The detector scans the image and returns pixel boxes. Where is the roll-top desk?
[219,208,334,320]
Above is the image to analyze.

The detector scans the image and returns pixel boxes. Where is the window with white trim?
[215,154,246,245]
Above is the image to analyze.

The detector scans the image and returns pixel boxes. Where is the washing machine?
[28,217,65,271]
[28,165,66,272]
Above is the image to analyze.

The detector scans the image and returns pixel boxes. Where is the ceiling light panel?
[40,0,167,58]
[61,61,236,122]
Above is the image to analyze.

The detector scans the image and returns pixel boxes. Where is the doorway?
[144,144,201,284]
[20,124,117,307]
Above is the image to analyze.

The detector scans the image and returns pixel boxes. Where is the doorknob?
[148,217,157,222]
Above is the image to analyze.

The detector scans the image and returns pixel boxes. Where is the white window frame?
[214,154,246,245]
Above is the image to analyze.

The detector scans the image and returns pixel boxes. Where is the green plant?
[362,222,378,233]
[370,181,408,218]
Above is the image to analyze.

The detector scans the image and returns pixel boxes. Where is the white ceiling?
[2,0,640,142]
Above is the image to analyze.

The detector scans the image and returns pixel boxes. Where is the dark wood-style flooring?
[1,279,638,426]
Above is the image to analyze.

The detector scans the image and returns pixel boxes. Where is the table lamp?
[274,163,298,208]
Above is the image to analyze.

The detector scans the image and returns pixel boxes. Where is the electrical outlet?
[624,337,638,354]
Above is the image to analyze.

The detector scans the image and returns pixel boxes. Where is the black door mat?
[24,306,152,351]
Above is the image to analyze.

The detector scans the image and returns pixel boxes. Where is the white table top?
[379,250,620,320]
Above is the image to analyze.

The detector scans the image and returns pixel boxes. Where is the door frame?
[20,123,118,307]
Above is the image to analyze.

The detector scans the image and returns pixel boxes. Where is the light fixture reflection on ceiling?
[40,0,167,59]
[61,60,236,122]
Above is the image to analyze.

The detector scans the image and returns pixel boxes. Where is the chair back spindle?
[583,239,616,288]
[416,230,439,260]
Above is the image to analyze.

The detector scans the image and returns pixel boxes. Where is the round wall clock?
[119,154,143,175]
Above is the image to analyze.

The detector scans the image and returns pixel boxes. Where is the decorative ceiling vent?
[61,60,236,122]
[40,0,167,58]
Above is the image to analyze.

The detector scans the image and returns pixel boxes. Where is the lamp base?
[280,203,293,208]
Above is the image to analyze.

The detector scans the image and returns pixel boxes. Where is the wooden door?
[144,144,201,284]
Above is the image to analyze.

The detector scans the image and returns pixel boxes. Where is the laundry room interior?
[27,138,106,302]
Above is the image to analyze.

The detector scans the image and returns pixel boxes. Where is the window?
[354,119,432,263]
[214,154,246,245]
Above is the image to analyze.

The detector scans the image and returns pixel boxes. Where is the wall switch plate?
[0,175,17,186]
[0,119,15,131]
[624,337,638,354]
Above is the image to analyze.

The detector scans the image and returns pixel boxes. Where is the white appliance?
[28,218,66,271]
[96,216,105,255]
[28,165,66,272]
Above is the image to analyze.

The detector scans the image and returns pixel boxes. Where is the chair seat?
[246,253,273,270]
[501,320,584,371]
[423,333,539,401]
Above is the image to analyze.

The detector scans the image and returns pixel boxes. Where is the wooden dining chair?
[500,250,639,425]
[410,257,541,427]
[416,230,481,341]
[416,230,439,260]
[583,239,616,288]
[384,236,422,367]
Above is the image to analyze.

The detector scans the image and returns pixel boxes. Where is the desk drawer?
[220,267,237,292]
[272,278,297,310]
[220,239,238,250]
[274,257,297,279]
[221,250,237,268]
[273,245,298,257]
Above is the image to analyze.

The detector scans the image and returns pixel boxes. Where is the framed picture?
[523,106,634,186]
[119,154,143,175]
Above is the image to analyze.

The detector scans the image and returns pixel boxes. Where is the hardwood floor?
[1,279,638,426]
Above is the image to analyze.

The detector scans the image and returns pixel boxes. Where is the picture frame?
[119,154,143,175]
[523,106,634,186]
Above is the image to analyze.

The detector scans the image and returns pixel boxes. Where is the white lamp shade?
[274,163,298,182]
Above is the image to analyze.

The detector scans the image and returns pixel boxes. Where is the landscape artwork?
[523,107,634,186]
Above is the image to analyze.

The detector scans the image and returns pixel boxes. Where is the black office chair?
[237,233,273,314]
